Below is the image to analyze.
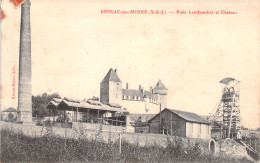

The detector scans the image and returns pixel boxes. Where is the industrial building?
[148,108,212,139]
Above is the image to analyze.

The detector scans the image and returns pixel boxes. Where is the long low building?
[148,108,212,139]
[46,98,129,127]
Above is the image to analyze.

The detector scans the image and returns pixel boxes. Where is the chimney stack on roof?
[115,69,117,74]
[126,83,129,89]
[139,85,142,91]
[150,86,153,93]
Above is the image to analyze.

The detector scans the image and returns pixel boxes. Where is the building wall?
[186,122,211,139]
[149,110,186,137]
[72,122,132,133]
[120,100,146,113]
[145,98,160,114]
[119,98,160,114]
[153,89,168,110]
[100,82,109,104]
[100,81,122,104]
[109,81,122,104]
[2,112,17,121]
[159,94,167,110]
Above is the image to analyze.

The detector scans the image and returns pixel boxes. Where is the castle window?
[132,96,134,100]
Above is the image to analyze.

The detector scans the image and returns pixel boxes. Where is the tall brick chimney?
[17,0,33,124]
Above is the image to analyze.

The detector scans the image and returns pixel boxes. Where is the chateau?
[100,68,168,114]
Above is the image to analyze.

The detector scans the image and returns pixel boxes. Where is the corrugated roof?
[107,103,122,108]
[58,99,128,113]
[149,108,211,124]
[101,68,121,83]
[3,107,17,112]
[153,79,168,90]
[87,99,102,106]
[50,98,62,107]
[167,109,211,124]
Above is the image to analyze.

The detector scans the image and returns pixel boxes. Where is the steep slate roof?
[144,90,158,99]
[3,107,17,112]
[122,89,144,100]
[122,89,159,100]
[149,108,211,124]
[101,68,121,83]
[153,79,168,90]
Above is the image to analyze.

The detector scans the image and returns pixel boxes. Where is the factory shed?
[148,108,211,139]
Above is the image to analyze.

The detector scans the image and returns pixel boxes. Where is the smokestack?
[17,0,33,124]
[126,83,129,89]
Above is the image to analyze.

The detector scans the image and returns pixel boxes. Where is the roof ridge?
[153,79,168,90]
[101,68,121,83]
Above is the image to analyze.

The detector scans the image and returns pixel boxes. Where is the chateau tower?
[153,79,168,110]
[100,68,122,104]
[17,0,33,124]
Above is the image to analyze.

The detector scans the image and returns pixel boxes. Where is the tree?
[32,93,61,118]
[7,113,16,122]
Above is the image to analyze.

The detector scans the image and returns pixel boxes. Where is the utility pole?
[159,103,162,134]
[171,113,173,135]
[119,134,122,154]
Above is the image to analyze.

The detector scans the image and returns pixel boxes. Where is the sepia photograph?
[0,0,259,162]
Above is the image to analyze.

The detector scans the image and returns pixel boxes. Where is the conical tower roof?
[101,68,121,83]
[153,79,168,90]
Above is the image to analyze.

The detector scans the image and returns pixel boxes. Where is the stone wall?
[72,122,131,132]
[1,121,254,161]
[0,122,211,150]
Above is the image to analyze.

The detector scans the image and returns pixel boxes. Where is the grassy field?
[1,127,253,163]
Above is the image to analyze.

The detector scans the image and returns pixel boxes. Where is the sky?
[1,0,259,129]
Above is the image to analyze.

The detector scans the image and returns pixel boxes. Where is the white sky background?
[1,0,259,128]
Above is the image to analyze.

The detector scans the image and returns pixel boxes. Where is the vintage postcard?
[1,0,259,162]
